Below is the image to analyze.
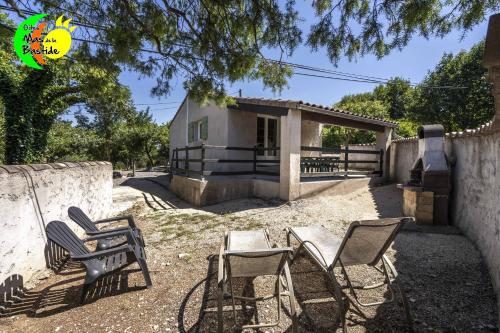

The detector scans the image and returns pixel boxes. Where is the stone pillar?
[280,108,301,201]
[375,127,393,179]
[300,120,322,157]
[484,13,500,131]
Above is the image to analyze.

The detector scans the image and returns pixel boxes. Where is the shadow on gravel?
[367,185,498,331]
[371,232,498,332]
[287,252,345,332]
[178,256,270,333]
[121,176,189,209]
[0,264,145,319]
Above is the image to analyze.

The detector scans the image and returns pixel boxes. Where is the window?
[188,117,208,143]
[256,115,279,157]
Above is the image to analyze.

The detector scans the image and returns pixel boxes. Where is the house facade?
[168,96,397,206]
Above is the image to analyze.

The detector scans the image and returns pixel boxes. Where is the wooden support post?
[253,145,257,175]
[201,144,205,180]
[185,146,189,177]
[175,149,179,170]
[344,145,349,178]
[379,149,384,177]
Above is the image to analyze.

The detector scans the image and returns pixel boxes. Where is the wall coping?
[344,143,376,147]
[392,120,498,143]
[0,161,112,174]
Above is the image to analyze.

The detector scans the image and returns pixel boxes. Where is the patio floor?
[0,174,497,332]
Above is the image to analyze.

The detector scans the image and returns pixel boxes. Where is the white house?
[168,96,397,206]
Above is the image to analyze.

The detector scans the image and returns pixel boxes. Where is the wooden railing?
[170,145,383,179]
[170,145,280,178]
[300,146,383,176]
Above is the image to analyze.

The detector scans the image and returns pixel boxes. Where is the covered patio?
[170,97,397,204]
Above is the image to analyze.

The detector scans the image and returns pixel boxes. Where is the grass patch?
[151,212,224,240]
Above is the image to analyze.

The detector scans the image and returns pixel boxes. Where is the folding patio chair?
[286,217,413,332]
[68,206,145,251]
[46,220,152,303]
[217,230,298,333]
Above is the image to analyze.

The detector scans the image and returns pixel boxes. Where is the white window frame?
[256,114,280,160]
[197,120,203,141]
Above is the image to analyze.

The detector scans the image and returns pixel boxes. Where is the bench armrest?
[85,226,131,235]
[95,215,137,228]
[83,229,134,242]
[72,245,132,261]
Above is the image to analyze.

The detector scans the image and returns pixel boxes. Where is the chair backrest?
[68,206,98,232]
[46,221,89,257]
[334,217,410,267]
[225,248,292,278]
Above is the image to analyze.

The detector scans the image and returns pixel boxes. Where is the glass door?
[256,115,280,159]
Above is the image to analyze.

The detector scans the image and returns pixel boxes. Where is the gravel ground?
[0,177,497,333]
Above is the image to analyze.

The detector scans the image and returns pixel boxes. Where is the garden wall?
[0,162,112,287]
[389,123,500,318]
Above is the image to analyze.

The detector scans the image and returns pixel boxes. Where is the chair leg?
[382,256,414,332]
[134,247,152,288]
[217,282,224,333]
[395,279,414,332]
[283,262,298,333]
[80,283,90,304]
[331,270,348,332]
[228,278,237,322]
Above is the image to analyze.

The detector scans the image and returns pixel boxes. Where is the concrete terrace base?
[299,176,384,198]
[169,174,280,206]
[170,174,383,206]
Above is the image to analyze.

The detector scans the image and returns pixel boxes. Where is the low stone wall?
[169,175,279,206]
[0,162,113,286]
[299,177,384,198]
[390,125,500,318]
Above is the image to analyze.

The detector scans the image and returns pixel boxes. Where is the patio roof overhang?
[231,97,397,132]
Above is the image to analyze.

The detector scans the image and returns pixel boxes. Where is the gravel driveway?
[1,176,497,332]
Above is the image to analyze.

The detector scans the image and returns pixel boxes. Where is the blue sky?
[112,5,490,125]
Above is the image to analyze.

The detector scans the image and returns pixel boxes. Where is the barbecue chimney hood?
[404,125,451,225]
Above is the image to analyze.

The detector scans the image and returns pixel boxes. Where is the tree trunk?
[145,144,154,171]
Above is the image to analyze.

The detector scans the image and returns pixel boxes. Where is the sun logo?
[43,15,76,59]
[13,13,77,69]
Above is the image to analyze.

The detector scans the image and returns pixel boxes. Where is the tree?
[323,96,391,146]
[5,0,497,101]
[0,16,136,164]
[323,76,422,146]
[75,70,135,162]
[45,120,102,162]
[0,100,5,164]
[0,52,83,163]
[410,42,494,132]
[373,78,415,119]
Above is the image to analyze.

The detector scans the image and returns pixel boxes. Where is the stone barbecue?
[403,125,451,225]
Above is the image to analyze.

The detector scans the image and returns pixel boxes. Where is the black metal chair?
[46,220,152,303]
[68,206,145,251]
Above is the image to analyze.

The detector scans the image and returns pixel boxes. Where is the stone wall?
[389,124,500,318]
[0,162,113,286]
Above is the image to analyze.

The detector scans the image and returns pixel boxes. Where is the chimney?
[484,13,500,131]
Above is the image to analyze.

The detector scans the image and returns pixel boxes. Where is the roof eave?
[298,104,398,128]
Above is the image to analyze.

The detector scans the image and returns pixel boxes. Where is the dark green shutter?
[188,122,194,143]
[201,117,208,140]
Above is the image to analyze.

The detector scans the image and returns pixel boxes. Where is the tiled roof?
[235,96,398,127]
